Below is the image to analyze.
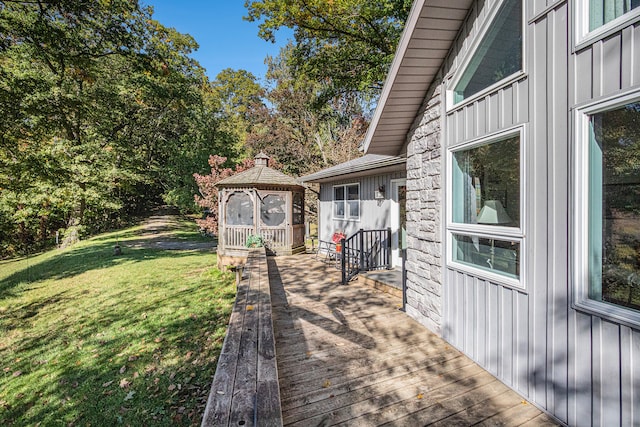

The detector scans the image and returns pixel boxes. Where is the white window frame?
[572,88,640,327]
[446,0,526,111]
[446,126,526,289]
[332,183,360,221]
[575,0,640,49]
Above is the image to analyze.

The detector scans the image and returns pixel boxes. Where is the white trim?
[445,126,526,288]
[447,230,524,290]
[572,88,640,327]
[574,0,640,50]
[390,179,407,268]
[446,0,526,110]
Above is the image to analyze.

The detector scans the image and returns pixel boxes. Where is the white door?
[390,179,407,268]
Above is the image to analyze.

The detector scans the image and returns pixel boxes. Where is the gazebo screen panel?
[260,194,286,226]
[293,192,304,225]
[226,192,254,226]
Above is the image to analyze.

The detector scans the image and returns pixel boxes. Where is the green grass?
[0,219,235,426]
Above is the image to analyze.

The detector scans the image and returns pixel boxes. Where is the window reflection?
[589,101,640,312]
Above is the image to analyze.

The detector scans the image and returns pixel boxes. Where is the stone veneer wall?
[404,81,444,336]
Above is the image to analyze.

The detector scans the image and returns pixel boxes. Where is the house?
[300,154,407,269]
[340,0,640,425]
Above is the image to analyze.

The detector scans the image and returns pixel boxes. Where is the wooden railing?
[224,226,254,248]
[201,248,282,427]
[258,227,288,251]
[341,228,391,285]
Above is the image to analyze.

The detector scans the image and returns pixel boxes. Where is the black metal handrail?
[341,228,391,285]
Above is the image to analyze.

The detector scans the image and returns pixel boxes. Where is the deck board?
[270,254,559,426]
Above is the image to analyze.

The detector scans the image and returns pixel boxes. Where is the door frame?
[390,179,407,268]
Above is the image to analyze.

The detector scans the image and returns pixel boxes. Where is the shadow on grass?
[1,296,235,425]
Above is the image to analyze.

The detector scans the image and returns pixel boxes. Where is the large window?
[333,184,359,220]
[577,98,640,320]
[449,131,523,284]
[452,0,522,104]
[589,0,640,31]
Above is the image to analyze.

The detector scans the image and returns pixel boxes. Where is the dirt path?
[123,214,216,251]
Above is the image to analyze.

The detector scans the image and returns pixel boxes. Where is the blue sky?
[141,1,293,82]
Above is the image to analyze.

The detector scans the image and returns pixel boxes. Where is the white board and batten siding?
[434,1,640,426]
[318,171,406,242]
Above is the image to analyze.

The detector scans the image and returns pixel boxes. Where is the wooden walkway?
[269,254,559,426]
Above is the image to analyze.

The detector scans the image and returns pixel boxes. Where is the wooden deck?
[269,254,559,426]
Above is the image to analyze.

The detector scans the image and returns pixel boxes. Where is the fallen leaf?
[417,393,424,400]
[12,371,22,377]
[322,380,331,388]
[119,365,126,374]
[119,378,131,388]
[128,356,138,362]
[102,381,114,387]
[246,305,254,311]
[185,351,193,360]
[124,391,135,401]
[133,372,139,379]
[168,384,176,391]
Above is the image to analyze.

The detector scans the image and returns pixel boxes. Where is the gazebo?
[216,153,305,264]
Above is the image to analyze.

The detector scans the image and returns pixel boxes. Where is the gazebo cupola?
[215,153,306,259]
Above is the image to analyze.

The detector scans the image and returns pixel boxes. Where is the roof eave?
[363,0,473,156]
[299,156,406,183]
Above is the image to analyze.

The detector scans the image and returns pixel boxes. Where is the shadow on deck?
[269,254,559,426]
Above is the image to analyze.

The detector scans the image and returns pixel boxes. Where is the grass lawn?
[0,218,235,426]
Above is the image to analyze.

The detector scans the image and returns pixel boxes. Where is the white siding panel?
[634,23,640,86]
[574,48,593,104]
[621,326,640,426]
[602,34,622,95]
[547,6,569,423]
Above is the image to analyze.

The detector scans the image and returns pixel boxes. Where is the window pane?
[453,0,522,102]
[334,201,345,218]
[347,184,359,200]
[334,186,345,201]
[293,192,304,225]
[452,135,520,227]
[590,0,640,31]
[347,201,359,219]
[588,102,640,312]
[226,192,253,226]
[452,233,520,279]
[260,194,286,226]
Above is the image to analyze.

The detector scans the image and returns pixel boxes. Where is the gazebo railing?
[224,226,254,248]
[258,227,288,250]
[224,226,290,251]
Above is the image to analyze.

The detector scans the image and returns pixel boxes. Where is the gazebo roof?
[215,165,304,189]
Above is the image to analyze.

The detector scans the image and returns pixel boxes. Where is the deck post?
[359,229,365,271]
[386,227,392,269]
[341,237,346,285]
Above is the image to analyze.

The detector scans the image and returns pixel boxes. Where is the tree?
[244,0,412,99]
[0,1,238,254]
[245,46,365,177]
